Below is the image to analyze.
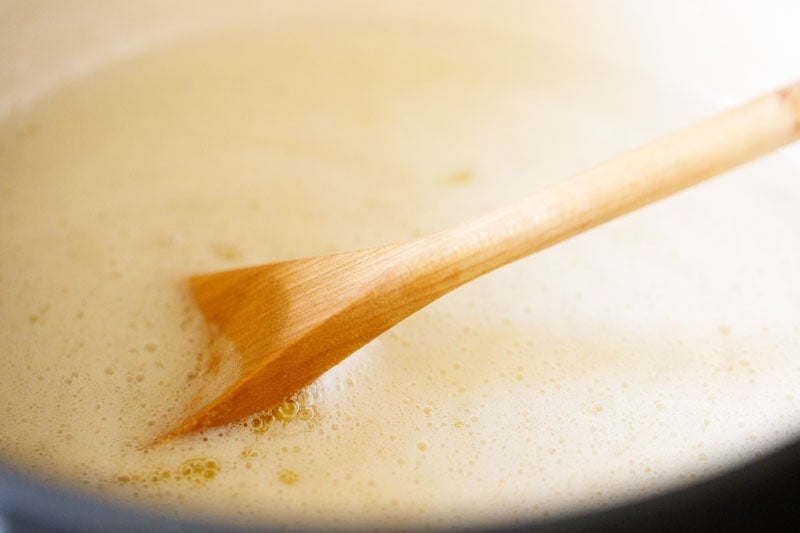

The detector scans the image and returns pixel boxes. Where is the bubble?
[297,407,314,421]
[443,169,473,186]
[240,447,258,459]
[176,457,221,484]
[247,413,274,434]
[150,470,172,483]
[277,468,299,486]
[246,390,319,434]
[114,467,174,488]
[211,243,242,261]
[276,400,299,420]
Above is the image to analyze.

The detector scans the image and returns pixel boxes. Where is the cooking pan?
[1,1,799,530]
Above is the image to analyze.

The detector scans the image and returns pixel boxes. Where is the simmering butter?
[1,17,799,529]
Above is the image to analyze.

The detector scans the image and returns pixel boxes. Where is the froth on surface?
[1,16,800,530]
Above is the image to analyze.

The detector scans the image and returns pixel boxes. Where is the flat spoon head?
[154,245,447,443]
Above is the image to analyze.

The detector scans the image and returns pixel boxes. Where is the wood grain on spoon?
[155,81,800,444]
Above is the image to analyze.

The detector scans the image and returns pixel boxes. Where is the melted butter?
[1,15,800,530]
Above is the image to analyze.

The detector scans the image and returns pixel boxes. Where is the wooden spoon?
[155,81,800,444]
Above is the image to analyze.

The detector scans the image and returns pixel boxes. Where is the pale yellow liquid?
[1,16,800,529]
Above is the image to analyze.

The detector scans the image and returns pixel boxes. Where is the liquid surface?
[1,17,800,529]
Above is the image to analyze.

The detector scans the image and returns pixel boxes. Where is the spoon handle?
[407,82,800,293]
